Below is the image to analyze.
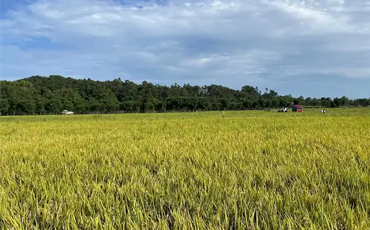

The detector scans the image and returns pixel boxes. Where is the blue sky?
[1,0,370,98]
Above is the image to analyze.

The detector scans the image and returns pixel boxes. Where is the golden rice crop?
[0,109,370,229]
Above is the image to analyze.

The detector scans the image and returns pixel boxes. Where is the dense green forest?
[0,75,369,115]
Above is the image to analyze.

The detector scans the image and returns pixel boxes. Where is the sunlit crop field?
[1,108,370,229]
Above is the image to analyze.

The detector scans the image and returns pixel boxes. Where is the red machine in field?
[292,105,303,112]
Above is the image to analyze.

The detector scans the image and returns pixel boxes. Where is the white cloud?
[0,0,370,98]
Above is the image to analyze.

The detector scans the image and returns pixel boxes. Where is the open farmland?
[1,108,370,229]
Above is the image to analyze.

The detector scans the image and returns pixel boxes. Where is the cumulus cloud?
[0,0,370,98]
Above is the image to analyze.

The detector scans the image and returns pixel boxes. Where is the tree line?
[0,75,369,115]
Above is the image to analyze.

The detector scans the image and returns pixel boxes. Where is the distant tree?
[339,96,349,106]
[0,99,10,115]
[0,75,366,115]
[333,97,340,108]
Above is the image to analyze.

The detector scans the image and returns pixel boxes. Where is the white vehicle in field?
[62,110,74,115]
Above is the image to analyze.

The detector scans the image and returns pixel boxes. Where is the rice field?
[1,108,370,229]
